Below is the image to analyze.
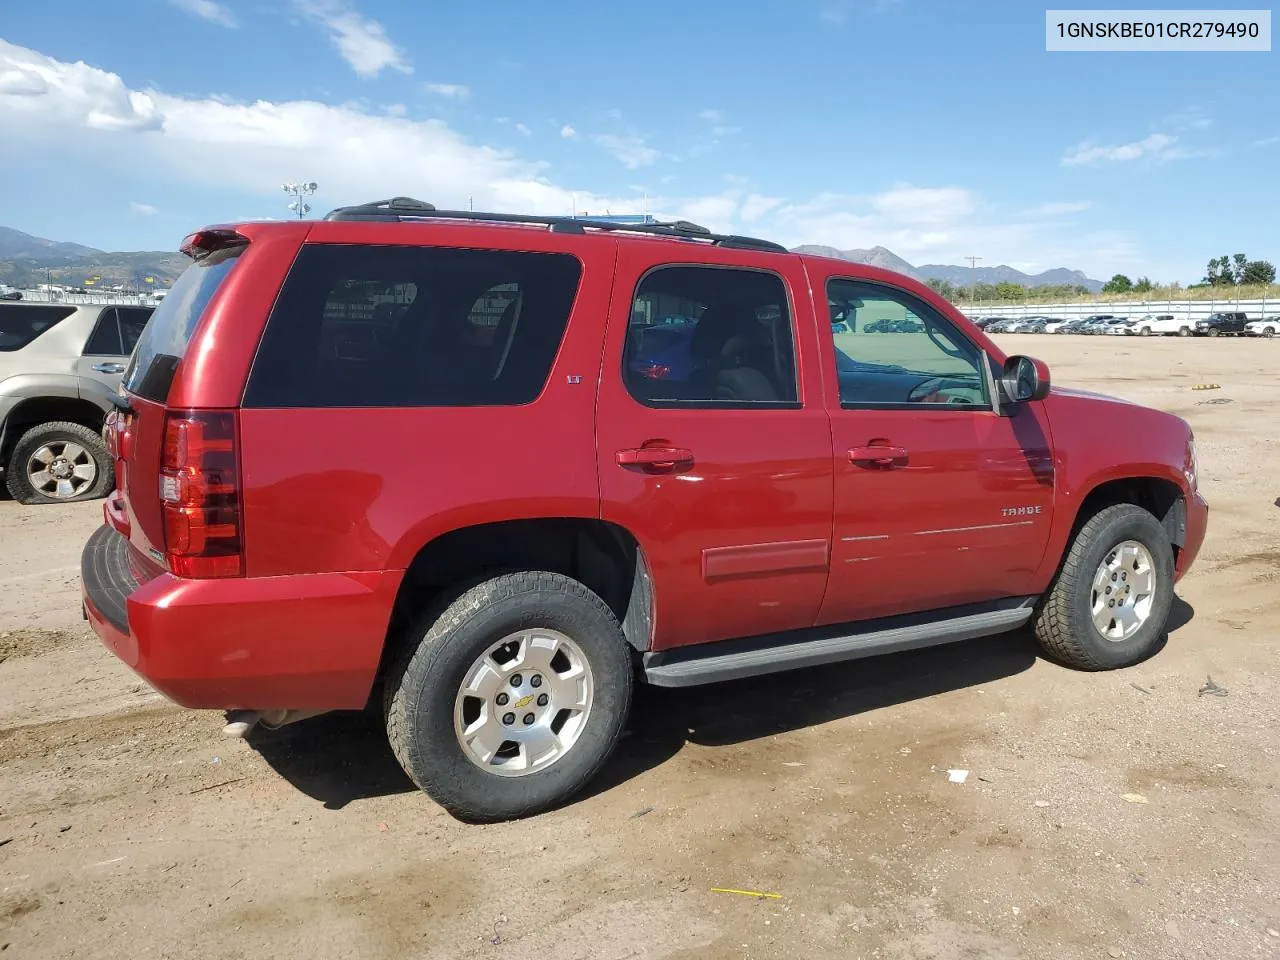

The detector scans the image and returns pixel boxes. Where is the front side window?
[827,279,989,409]
[244,244,581,408]
[623,265,798,407]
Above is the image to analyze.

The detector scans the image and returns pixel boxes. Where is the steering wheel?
[925,321,967,360]
[908,377,975,405]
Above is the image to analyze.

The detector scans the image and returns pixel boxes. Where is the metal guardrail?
[4,289,162,307]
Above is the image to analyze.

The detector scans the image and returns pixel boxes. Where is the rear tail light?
[159,410,243,578]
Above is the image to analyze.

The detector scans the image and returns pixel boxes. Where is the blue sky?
[0,0,1275,281]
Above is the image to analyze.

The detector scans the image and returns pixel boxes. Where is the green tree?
[1231,253,1249,284]
[924,277,956,300]
[1205,256,1234,286]
[1241,260,1276,285]
[994,281,1025,300]
[1132,276,1153,293]
[1102,274,1133,293]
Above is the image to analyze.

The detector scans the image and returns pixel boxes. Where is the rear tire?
[5,421,113,505]
[1032,503,1174,671]
[384,571,633,822]
[1178,327,1191,337]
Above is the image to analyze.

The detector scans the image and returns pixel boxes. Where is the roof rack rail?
[323,197,789,254]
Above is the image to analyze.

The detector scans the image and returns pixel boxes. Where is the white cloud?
[424,82,469,99]
[129,201,159,215]
[1254,135,1279,147]
[383,103,406,117]
[170,0,237,27]
[592,133,661,169]
[1060,132,1199,167]
[870,185,975,224]
[1022,200,1092,217]
[514,122,531,136]
[698,109,724,123]
[559,124,578,139]
[0,39,1151,282]
[740,194,782,222]
[295,0,411,79]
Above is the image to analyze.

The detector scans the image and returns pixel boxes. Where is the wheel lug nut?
[530,675,542,688]
[496,692,509,706]
[1105,586,1112,595]
[1109,599,1115,607]
[502,712,515,726]
[510,674,523,687]
[523,713,535,725]
[1111,573,1118,582]
[537,694,549,707]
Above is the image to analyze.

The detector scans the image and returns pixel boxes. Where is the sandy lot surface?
[1,335,1277,960]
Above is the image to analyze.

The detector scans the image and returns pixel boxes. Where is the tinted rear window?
[0,305,75,351]
[123,246,243,401]
[244,244,582,408]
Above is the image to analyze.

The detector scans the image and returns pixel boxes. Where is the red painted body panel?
[803,261,1057,622]
[594,242,834,650]
[83,562,399,709]
[236,225,617,577]
[81,221,1209,711]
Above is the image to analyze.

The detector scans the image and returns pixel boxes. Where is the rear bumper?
[81,525,400,710]
[1175,491,1209,583]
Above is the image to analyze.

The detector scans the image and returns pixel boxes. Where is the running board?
[641,597,1037,688]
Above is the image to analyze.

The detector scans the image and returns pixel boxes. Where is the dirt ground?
[1,334,1278,960]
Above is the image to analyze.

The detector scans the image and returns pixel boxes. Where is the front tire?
[5,421,113,505]
[1032,503,1175,671]
[1178,326,1191,337]
[384,571,633,822]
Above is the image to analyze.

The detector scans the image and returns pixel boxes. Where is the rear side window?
[623,266,799,407]
[0,305,75,351]
[123,246,243,402]
[244,244,582,408]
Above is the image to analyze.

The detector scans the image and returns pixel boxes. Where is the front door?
[815,274,1055,625]
[595,246,834,650]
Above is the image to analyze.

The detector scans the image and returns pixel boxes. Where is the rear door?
[77,307,153,403]
[595,245,834,650]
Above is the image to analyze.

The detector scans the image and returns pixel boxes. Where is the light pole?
[282,181,318,219]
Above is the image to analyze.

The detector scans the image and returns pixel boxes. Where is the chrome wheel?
[1091,540,1157,641]
[27,441,97,499]
[453,628,594,778]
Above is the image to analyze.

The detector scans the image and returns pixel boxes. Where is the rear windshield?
[123,245,244,401]
[0,305,75,351]
[243,244,582,408]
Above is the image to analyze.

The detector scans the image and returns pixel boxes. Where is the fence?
[9,289,161,307]
[957,297,1277,323]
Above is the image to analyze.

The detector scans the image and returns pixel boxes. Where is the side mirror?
[1000,355,1051,404]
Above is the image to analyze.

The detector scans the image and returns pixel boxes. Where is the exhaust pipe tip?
[222,709,261,738]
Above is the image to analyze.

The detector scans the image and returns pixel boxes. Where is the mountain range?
[792,244,1104,292]
[0,224,1103,294]
[0,226,186,289]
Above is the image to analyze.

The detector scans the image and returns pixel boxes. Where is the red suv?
[82,197,1208,821]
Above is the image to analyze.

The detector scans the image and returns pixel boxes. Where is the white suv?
[1130,314,1194,337]
[1245,317,1278,338]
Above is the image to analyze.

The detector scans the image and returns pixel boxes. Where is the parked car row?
[973,312,1279,338]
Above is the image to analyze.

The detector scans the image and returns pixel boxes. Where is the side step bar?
[641,597,1037,688]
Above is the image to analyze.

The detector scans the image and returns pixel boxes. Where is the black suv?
[1194,312,1248,337]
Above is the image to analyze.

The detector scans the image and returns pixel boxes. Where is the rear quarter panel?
[237,225,616,577]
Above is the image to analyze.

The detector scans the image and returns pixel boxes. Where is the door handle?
[849,445,909,467]
[92,362,126,374]
[616,446,695,471]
